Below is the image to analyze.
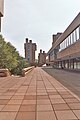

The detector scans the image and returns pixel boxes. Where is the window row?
[59,26,80,51]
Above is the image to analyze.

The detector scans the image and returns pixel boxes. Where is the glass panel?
[71,33,73,44]
[71,62,73,69]
[76,27,79,40]
[63,41,65,49]
[74,62,76,69]
[72,32,74,43]
[77,62,80,69]
[68,36,70,45]
[79,26,80,39]
[75,29,77,41]
[62,42,64,50]
[64,39,66,48]
[67,38,68,47]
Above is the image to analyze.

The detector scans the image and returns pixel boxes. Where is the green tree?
[0,35,29,75]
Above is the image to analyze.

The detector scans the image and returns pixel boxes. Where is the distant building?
[38,49,46,66]
[46,33,62,65]
[0,0,4,31]
[47,12,80,69]
[24,38,37,64]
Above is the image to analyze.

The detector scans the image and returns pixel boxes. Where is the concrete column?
[61,61,62,68]
[62,61,65,69]
[67,60,69,68]
[73,59,74,69]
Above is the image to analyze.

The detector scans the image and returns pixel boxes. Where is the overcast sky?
[1,0,80,59]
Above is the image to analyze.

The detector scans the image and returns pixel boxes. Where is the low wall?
[0,69,11,77]
[22,66,35,77]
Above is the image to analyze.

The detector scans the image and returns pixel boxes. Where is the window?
[76,27,79,40]
[72,32,74,43]
[75,29,77,41]
[59,26,80,52]
[71,33,73,44]
[68,36,70,45]
[79,26,80,39]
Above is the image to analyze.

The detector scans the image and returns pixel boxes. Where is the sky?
[1,0,80,59]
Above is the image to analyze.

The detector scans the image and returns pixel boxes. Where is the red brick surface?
[0,67,80,120]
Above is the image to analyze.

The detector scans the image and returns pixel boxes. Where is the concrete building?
[47,13,80,69]
[38,49,46,66]
[46,33,62,65]
[0,0,4,31]
[24,38,37,64]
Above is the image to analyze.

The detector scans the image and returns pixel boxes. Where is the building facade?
[0,0,4,31]
[38,49,46,66]
[24,38,37,64]
[47,13,80,69]
[46,33,62,65]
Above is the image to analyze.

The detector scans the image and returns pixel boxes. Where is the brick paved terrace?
[0,67,80,120]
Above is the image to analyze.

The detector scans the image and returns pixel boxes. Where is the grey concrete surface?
[43,67,80,98]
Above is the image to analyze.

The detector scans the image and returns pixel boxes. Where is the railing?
[0,69,11,77]
[22,66,35,77]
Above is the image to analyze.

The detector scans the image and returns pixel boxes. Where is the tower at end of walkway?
[38,49,46,66]
[24,38,37,64]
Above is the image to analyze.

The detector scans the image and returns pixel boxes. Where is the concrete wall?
[57,39,80,60]
[53,13,80,49]
[0,0,4,31]
[0,0,4,16]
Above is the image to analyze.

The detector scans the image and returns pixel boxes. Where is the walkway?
[0,67,80,120]
[43,67,80,97]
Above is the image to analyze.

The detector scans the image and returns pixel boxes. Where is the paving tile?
[14,92,25,95]
[65,98,80,103]
[53,103,70,110]
[0,112,17,120]
[37,87,45,89]
[26,93,36,95]
[0,95,12,99]
[51,98,65,104]
[0,105,5,111]
[68,103,80,110]
[55,110,77,120]
[7,99,22,104]
[24,95,36,100]
[2,105,20,111]
[37,111,57,120]
[37,92,47,95]
[7,89,17,92]
[22,100,36,105]
[58,91,71,95]
[47,92,58,95]
[15,112,35,120]
[37,99,51,105]
[37,90,46,93]
[73,110,80,119]
[3,92,15,95]
[61,94,75,99]
[37,95,49,100]
[11,95,24,100]
[0,99,9,105]
[37,105,53,111]
[49,95,62,99]
[19,105,36,112]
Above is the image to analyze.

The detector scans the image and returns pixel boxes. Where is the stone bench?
[22,66,35,77]
[0,69,11,77]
